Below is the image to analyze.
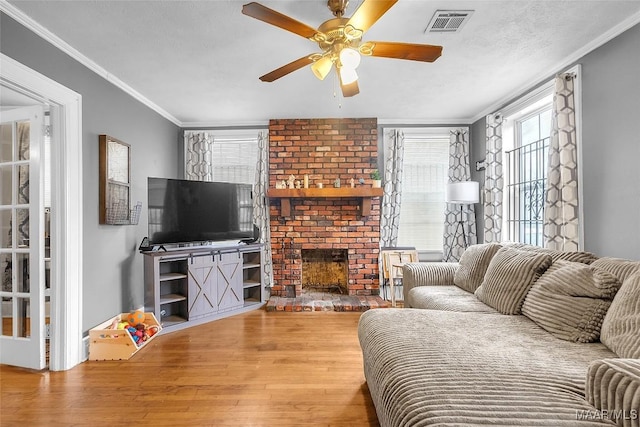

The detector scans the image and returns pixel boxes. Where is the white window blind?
[209,134,259,185]
[397,134,449,251]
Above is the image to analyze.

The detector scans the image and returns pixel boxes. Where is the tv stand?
[142,243,264,333]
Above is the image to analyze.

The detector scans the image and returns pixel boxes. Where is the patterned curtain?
[544,73,580,251]
[443,129,477,261]
[380,129,405,247]
[184,131,213,181]
[254,131,273,287]
[484,114,504,243]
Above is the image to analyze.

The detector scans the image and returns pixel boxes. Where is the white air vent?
[426,10,474,33]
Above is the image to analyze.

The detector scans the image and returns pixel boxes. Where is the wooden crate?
[89,312,161,361]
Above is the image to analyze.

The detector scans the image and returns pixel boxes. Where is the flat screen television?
[147,177,254,246]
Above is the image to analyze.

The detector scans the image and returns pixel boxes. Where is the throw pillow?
[453,243,502,293]
[503,242,598,264]
[600,271,640,358]
[475,247,552,314]
[521,260,621,342]
[590,257,640,283]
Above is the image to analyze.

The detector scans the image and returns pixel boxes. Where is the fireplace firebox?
[301,249,348,294]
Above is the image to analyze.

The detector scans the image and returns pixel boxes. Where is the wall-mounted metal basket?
[105,201,142,225]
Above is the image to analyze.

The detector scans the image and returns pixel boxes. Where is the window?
[396,130,450,251]
[505,108,551,246]
[502,88,554,246]
[209,134,259,185]
[185,130,261,185]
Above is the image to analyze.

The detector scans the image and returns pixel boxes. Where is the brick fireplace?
[268,118,381,297]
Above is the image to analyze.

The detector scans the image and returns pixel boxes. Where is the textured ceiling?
[5,0,640,126]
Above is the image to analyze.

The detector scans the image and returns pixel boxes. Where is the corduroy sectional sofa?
[358,243,640,426]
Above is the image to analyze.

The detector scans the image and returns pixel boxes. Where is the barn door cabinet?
[187,254,217,320]
[144,243,264,333]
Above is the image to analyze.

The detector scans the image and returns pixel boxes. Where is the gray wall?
[580,23,640,259]
[1,14,181,332]
[470,22,640,260]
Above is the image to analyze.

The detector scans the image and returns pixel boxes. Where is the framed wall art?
[99,134,134,225]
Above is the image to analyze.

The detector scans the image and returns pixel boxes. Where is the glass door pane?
[0,105,45,369]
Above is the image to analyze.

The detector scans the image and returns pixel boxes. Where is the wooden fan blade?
[259,55,315,82]
[347,0,398,34]
[242,2,319,39]
[340,78,360,97]
[368,41,443,62]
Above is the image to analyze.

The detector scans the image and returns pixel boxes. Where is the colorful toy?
[110,314,122,329]
[127,310,145,326]
[126,326,140,343]
[146,325,159,338]
[135,324,146,342]
[114,311,159,346]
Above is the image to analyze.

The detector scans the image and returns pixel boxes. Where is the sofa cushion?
[522,260,621,342]
[586,358,640,421]
[358,309,616,427]
[407,285,499,313]
[453,243,502,293]
[600,271,640,358]
[590,257,640,283]
[475,247,553,314]
[505,242,598,264]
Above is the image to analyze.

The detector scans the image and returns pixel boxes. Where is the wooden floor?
[0,309,380,426]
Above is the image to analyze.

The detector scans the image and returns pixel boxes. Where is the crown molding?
[471,9,640,123]
[0,0,183,127]
[378,118,474,126]
[181,120,269,129]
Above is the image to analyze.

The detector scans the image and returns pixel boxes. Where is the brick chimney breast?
[268,118,381,297]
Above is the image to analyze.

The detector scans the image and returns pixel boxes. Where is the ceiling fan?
[242,0,443,97]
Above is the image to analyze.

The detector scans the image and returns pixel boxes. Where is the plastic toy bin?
[89,312,161,361]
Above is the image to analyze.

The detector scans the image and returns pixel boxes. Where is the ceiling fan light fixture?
[242,0,444,97]
[311,56,334,80]
[339,66,358,85]
[339,47,361,69]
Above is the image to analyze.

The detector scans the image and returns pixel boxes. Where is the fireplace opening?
[301,249,348,294]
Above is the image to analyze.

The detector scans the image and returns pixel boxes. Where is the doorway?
[0,53,83,371]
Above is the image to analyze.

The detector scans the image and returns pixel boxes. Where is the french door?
[0,105,46,370]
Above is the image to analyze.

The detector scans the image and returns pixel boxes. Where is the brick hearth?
[266,292,390,312]
[268,118,381,297]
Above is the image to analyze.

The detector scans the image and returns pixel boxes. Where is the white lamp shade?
[446,181,479,204]
[311,56,333,80]
[339,48,361,69]
[339,66,358,85]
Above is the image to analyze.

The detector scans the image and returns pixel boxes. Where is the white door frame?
[1,53,83,371]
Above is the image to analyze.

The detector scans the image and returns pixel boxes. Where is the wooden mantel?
[268,187,384,217]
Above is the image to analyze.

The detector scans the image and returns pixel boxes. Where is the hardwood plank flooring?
[0,309,380,426]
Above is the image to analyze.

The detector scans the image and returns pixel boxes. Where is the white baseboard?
[82,336,90,361]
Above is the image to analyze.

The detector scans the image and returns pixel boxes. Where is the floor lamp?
[444,181,479,262]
